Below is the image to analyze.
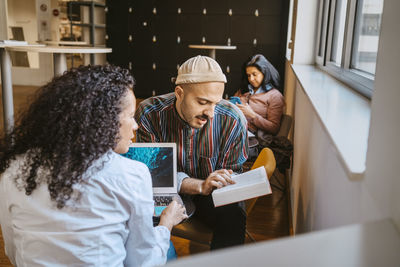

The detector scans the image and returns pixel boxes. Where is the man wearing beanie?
[135,55,249,250]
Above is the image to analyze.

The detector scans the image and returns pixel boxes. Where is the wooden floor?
[0,85,291,266]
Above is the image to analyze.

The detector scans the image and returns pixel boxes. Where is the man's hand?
[179,169,235,195]
[200,169,235,195]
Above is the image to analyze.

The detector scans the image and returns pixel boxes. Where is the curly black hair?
[0,65,134,208]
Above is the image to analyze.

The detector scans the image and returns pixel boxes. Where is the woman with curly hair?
[234,54,285,136]
[0,65,187,266]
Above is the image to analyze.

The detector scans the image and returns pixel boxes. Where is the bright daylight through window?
[316,0,384,98]
[351,0,383,75]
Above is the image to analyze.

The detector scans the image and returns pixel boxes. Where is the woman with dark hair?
[0,65,186,266]
[234,54,285,135]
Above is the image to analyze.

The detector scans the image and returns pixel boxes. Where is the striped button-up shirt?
[135,93,249,190]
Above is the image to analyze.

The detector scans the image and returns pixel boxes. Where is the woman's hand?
[200,169,234,195]
[158,200,188,231]
[236,103,257,119]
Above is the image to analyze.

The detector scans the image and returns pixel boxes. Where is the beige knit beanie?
[175,55,227,85]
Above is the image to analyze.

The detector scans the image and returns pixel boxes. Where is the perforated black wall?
[106,0,289,98]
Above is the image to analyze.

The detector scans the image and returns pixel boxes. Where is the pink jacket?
[235,89,285,135]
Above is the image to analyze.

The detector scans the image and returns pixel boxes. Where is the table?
[7,46,112,76]
[1,45,111,134]
[41,41,88,46]
[188,45,237,59]
[40,42,90,67]
[0,44,44,134]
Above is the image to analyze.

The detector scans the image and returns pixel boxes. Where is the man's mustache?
[197,115,209,120]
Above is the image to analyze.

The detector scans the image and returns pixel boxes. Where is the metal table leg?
[53,53,67,76]
[0,48,14,134]
[209,49,216,59]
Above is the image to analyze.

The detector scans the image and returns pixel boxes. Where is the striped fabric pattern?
[135,93,249,179]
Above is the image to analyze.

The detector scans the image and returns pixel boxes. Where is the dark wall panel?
[106,0,289,98]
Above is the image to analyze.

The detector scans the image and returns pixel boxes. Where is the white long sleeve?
[0,151,170,267]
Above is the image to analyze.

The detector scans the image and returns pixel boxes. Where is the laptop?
[122,142,183,217]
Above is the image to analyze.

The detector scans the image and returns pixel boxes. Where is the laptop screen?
[122,143,177,193]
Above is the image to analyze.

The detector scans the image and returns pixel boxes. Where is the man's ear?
[175,85,184,100]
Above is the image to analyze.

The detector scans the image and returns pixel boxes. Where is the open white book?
[211,166,272,207]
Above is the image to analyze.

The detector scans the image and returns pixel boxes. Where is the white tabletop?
[0,44,45,48]
[189,44,237,50]
[6,46,112,54]
[41,41,89,46]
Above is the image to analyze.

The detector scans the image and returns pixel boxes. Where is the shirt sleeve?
[124,165,170,267]
[219,110,249,173]
[177,171,190,192]
[0,175,16,266]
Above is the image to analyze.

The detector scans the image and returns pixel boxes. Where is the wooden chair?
[276,114,292,138]
[171,148,276,248]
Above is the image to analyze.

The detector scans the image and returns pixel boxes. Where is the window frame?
[315,0,330,66]
[315,0,379,98]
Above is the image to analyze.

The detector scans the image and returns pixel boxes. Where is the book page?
[213,167,267,193]
[211,167,271,207]
[213,167,268,194]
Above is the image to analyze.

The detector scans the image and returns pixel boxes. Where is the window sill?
[320,63,374,98]
[291,64,371,180]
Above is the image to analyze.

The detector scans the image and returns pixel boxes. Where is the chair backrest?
[276,114,292,138]
[245,147,276,215]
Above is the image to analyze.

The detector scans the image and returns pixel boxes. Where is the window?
[316,0,384,98]
[330,0,347,66]
[351,0,383,75]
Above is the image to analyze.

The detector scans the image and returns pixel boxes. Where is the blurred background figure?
[234,54,285,137]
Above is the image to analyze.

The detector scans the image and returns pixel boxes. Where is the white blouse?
[0,151,170,267]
